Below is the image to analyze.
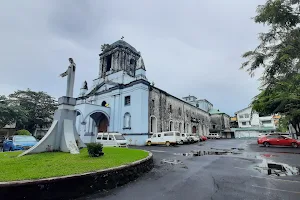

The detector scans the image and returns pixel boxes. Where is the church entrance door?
[192,126,196,134]
[98,117,108,133]
[90,112,109,133]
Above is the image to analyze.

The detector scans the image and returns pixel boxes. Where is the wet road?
[76,139,300,200]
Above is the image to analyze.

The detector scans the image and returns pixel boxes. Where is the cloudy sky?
[0,0,265,116]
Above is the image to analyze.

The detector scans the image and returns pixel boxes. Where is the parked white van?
[207,133,221,139]
[96,132,128,147]
[146,131,181,146]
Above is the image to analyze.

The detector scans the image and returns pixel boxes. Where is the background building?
[0,123,16,138]
[209,109,232,138]
[230,116,238,128]
[233,106,277,138]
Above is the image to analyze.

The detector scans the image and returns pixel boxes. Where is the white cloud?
[0,0,266,115]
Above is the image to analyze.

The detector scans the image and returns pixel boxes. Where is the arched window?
[101,101,107,106]
[123,112,131,129]
[130,58,135,65]
[169,105,172,113]
[179,122,182,133]
[150,116,157,133]
[178,108,182,116]
[169,121,174,131]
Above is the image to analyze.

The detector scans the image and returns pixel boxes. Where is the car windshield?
[114,135,125,140]
[14,136,37,142]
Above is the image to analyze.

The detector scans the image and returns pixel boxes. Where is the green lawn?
[0,148,148,182]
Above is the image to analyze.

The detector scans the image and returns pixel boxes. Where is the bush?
[87,143,104,157]
[15,129,31,136]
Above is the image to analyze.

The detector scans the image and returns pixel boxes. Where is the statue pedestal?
[19,96,85,157]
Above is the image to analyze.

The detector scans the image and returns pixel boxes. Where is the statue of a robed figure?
[60,58,76,97]
[19,58,85,157]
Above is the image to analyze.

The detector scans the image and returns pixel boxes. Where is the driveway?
[76,139,300,200]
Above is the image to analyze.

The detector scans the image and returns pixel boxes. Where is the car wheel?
[292,142,298,148]
[147,141,151,146]
[165,141,171,147]
[263,142,270,147]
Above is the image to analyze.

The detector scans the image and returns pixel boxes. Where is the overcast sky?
[0,0,265,116]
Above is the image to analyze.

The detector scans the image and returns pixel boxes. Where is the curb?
[0,151,153,200]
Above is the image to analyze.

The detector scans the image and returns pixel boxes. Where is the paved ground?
[76,139,300,200]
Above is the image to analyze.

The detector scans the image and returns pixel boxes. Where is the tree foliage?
[15,129,31,136]
[0,95,27,129]
[8,89,57,133]
[241,0,300,83]
[242,0,300,135]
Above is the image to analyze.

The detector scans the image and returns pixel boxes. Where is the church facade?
[75,40,210,145]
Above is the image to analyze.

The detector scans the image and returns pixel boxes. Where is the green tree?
[241,0,300,83]
[241,0,300,137]
[9,89,57,133]
[0,95,27,129]
[277,116,289,132]
[15,129,31,136]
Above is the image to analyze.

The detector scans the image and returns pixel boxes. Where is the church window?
[169,105,172,113]
[125,96,131,106]
[130,58,135,65]
[106,54,112,72]
[123,112,131,128]
[169,121,173,131]
[178,108,182,116]
[101,101,107,106]
[152,99,155,108]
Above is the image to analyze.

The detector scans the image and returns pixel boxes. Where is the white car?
[146,131,181,146]
[187,134,199,143]
[207,133,221,139]
[179,133,189,144]
[96,132,128,147]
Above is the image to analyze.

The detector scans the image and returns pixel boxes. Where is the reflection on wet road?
[77,139,300,200]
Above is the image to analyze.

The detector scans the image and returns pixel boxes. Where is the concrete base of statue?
[19,96,86,157]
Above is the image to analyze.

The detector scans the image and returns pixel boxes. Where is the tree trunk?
[291,121,297,139]
[296,122,300,139]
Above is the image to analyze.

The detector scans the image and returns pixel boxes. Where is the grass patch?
[0,148,148,182]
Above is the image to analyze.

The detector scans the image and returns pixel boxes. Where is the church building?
[75,40,211,145]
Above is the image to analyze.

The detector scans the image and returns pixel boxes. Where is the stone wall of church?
[148,87,211,135]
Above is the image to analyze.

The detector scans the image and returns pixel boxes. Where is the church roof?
[110,40,138,53]
[209,108,222,114]
[209,108,231,118]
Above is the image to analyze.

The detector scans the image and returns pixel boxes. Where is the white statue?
[60,58,76,97]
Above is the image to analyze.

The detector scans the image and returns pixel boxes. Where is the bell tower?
[99,40,141,78]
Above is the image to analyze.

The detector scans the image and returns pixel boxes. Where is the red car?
[200,135,207,141]
[257,135,299,148]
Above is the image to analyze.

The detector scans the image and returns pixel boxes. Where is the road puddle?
[174,147,244,157]
[254,156,300,176]
[161,159,184,165]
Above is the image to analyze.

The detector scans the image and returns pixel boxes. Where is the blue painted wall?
[75,82,149,146]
